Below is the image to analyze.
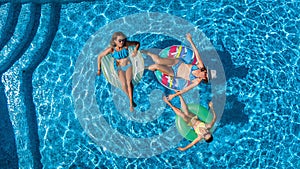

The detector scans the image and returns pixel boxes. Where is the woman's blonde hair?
[110,32,127,47]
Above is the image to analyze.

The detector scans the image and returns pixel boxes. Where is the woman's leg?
[125,66,134,112]
[118,70,130,101]
[163,96,190,123]
[142,50,178,65]
[148,64,175,76]
[142,50,181,76]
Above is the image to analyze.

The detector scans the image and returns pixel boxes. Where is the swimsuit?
[112,47,129,59]
[188,116,208,136]
[171,60,201,80]
[117,61,132,71]
[171,60,184,77]
[189,64,199,81]
[112,47,132,71]
[187,116,198,126]
[194,121,207,136]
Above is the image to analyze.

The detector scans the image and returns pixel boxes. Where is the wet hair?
[195,67,209,83]
[110,32,127,47]
[205,135,213,143]
[203,78,208,84]
[202,67,209,83]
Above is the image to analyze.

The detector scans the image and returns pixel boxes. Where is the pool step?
[0,79,18,169]
[20,3,61,167]
[0,3,32,169]
[1,2,60,169]
[0,3,10,31]
[1,3,42,168]
[0,3,21,53]
[0,3,41,74]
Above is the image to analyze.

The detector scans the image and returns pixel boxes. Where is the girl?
[97,32,140,112]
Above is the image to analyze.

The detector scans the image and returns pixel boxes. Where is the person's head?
[203,132,213,143]
[110,32,127,47]
[194,67,208,83]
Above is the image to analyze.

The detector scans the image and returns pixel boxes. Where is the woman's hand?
[186,33,192,42]
[177,147,185,151]
[97,69,101,75]
[167,94,175,101]
[131,50,137,57]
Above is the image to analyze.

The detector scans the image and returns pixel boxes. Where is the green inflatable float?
[175,104,213,141]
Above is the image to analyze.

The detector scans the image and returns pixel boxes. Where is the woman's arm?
[177,136,201,151]
[97,47,112,75]
[167,78,201,100]
[126,41,140,56]
[186,33,205,69]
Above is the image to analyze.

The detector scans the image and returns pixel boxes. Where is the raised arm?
[206,101,217,129]
[177,136,201,151]
[126,41,140,57]
[97,47,112,75]
[186,33,205,69]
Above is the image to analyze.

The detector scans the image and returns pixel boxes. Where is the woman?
[142,33,208,100]
[163,95,216,151]
[97,32,140,112]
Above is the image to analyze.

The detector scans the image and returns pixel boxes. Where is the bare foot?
[130,106,134,112]
[209,101,213,108]
[140,50,149,55]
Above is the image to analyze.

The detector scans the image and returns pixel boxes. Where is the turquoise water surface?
[0,0,299,168]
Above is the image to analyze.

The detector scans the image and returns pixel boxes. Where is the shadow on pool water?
[217,43,249,127]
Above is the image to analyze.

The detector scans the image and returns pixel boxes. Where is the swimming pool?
[1,0,299,168]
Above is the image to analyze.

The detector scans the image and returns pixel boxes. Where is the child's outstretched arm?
[177,137,201,151]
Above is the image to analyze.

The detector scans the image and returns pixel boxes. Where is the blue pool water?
[0,0,299,168]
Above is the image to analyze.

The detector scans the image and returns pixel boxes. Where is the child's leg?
[178,95,194,118]
[163,96,189,123]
